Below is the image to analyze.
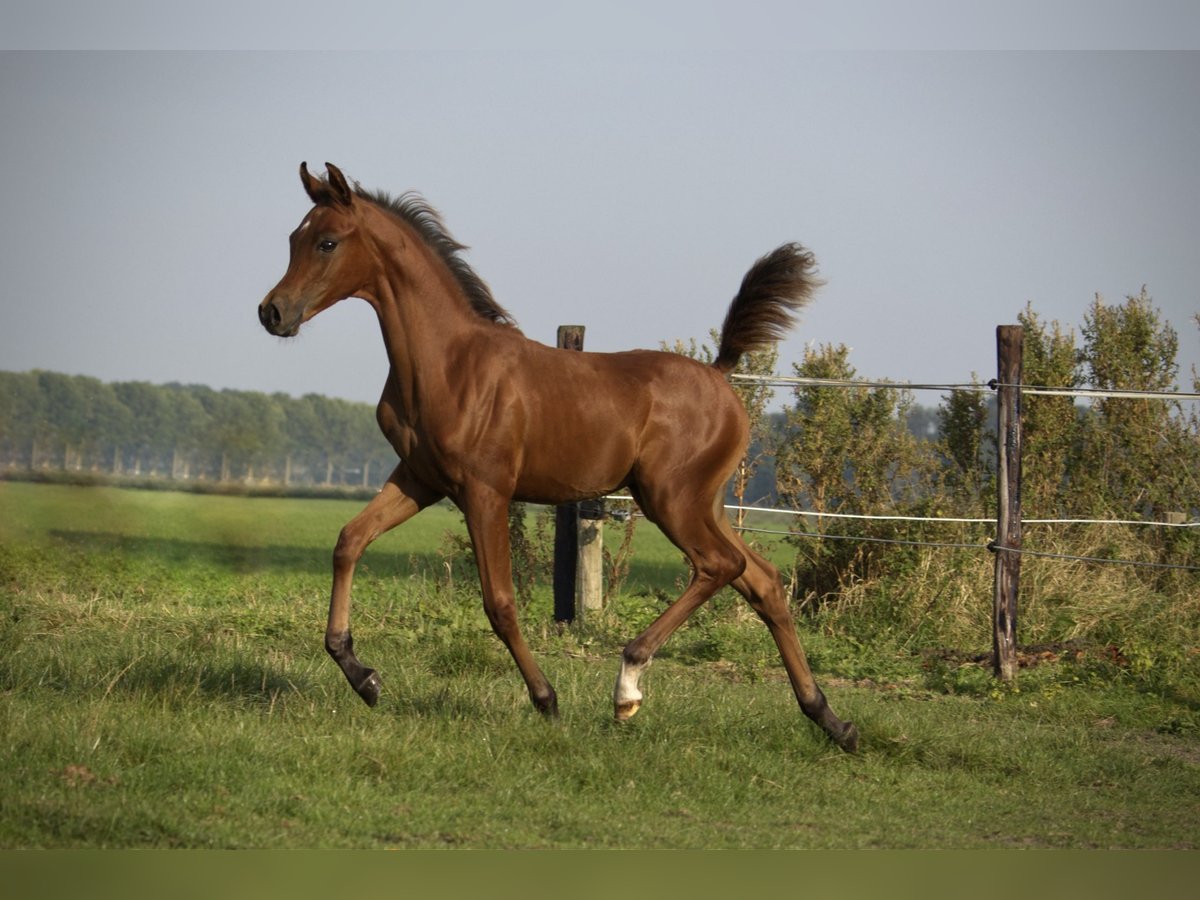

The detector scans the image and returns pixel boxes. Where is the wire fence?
[721,507,1200,573]
[588,498,1200,573]
[730,372,1200,402]
[608,370,1200,573]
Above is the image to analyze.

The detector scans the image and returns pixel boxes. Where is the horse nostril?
[259,300,282,330]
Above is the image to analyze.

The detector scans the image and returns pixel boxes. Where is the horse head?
[258,162,371,337]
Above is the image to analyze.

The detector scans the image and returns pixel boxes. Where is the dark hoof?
[833,721,859,753]
[534,690,559,718]
[355,670,381,707]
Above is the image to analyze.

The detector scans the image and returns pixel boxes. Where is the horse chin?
[264,319,302,339]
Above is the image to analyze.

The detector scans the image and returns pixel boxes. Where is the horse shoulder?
[375,380,413,456]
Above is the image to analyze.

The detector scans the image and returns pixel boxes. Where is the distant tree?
[33,372,128,471]
[935,377,990,514]
[164,384,215,479]
[1010,304,1081,517]
[345,402,393,488]
[0,371,41,468]
[905,405,941,442]
[168,388,207,479]
[277,392,317,485]
[306,395,358,485]
[91,380,133,474]
[775,345,855,526]
[776,344,928,524]
[773,344,935,606]
[35,371,86,469]
[114,381,173,476]
[201,390,283,482]
[1072,289,1191,516]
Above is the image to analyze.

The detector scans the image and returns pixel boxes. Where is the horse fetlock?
[803,690,858,752]
[613,655,649,722]
[325,629,354,659]
[533,687,559,718]
[325,630,380,706]
[832,720,859,753]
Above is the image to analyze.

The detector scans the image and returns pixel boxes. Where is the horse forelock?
[353,185,518,328]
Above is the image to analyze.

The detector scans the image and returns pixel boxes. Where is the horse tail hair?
[712,243,822,375]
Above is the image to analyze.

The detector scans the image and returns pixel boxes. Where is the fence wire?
[724,504,1197,530]
[729,373,984,393]
[731,371,1200,401]
[734,524,986,552]
[728,516,1199,572]
[607,368,1199,573]
[989,543,1200,573]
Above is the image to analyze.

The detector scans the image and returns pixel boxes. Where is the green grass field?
[1,481,1198,848]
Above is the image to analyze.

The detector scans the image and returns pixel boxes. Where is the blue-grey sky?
[3,3,1199,408]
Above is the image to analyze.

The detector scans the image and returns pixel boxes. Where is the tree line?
[0,373,395,489]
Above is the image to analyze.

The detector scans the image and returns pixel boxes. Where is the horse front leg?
[326,463,442,706]
[461,485,558,716]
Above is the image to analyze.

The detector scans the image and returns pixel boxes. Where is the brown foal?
[258,163,857,752]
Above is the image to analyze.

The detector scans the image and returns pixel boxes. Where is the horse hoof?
[834,721,859,753]
[614,700,641,722]
[356,670,381,708]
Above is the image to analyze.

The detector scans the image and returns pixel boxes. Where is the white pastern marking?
[614,657,650,708]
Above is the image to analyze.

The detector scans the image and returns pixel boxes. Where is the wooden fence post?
[553,326,586,624]
[992,325,1023,682]
[577,499,605,620]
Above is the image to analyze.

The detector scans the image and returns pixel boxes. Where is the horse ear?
[300,162,325,205]
[324,163,354,206]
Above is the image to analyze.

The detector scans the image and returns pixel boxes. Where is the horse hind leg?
[726,529,858,752]
[613,496,746,722]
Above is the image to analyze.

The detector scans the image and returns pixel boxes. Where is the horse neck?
[363,216,487,397]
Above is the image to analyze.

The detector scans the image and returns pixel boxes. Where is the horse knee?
[332,527,365,572]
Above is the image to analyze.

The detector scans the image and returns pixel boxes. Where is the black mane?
[359,187,517,328]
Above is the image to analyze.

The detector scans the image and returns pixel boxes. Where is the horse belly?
[516,429,637,503]
[513,396,641,503]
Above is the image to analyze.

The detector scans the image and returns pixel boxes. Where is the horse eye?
[317,239,338,253]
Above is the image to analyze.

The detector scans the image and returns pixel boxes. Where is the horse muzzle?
[258,296,302,337]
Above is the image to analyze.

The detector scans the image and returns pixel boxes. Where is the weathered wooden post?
[992,325,1024,682]
[553,325,585,623]
[577,498,605,620]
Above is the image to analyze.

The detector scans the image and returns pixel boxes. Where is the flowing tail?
[712,243,822,374]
